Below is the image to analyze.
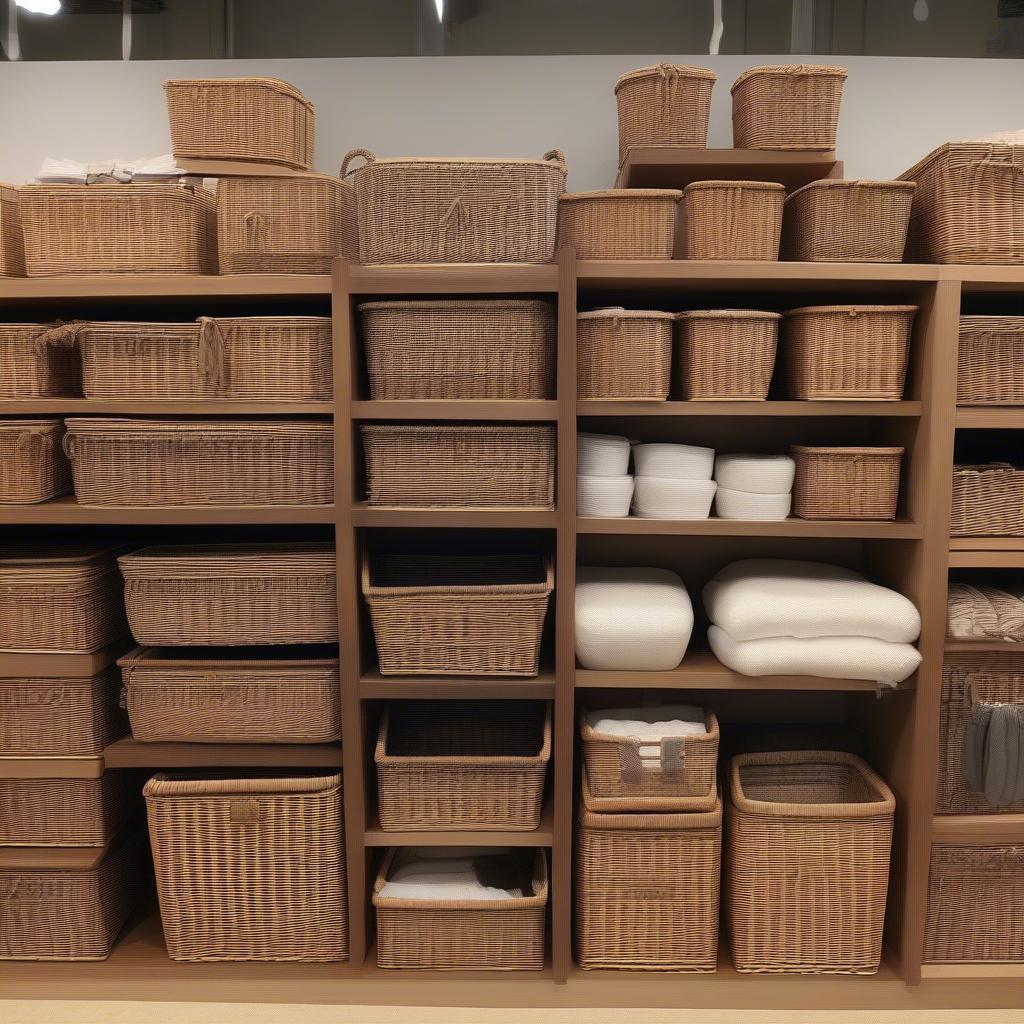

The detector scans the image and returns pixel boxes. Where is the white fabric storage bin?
[715,487,791,521]
[577,475,634,518]
[714,453,795,494]
[633,477,717,519]
[576,567,694,671]
[633,443,714,480]
[578,433,631,477]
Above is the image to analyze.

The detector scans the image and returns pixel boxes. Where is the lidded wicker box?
[792,446,903,521]
[680,180,784,261]
[957,316,1024,405]
[558,189,680,259]
[951,463,1024,537]
[0,184,24,276]
[577,308,673,401]
[0,324,77,397]
[0,418,72,504]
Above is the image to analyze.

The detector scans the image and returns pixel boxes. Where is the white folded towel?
[379,850,523,902]
[586,705,706,765]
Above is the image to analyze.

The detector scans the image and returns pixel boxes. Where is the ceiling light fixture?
[434,0,444,23]
[913,0,929,22]
[16,0,62,14]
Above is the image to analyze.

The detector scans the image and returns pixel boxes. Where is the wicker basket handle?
[229,798,265,824]
[61,432,78,460]
[33,320,87,356]
[196,317,227,387]
[340,148,376,177]
[619,736,686,783]
[16,426,54,454]
[543,149,567,173]
[977,146,1024,175]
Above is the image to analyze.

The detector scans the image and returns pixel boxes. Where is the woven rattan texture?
[675,310,780,401]
[0,324,78,398]
[792,446,903,521]
[680,181,783,260]
[0,185,25,276]
[0,419,71,503]
[558,190,679,260]
[576,310,673,401]
[951,464,1024,536]
[957,316,1024,405]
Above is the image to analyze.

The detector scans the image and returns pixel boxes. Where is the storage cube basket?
[558,190,680,260]
[375,701,550,831]
[0,418,71,504]
[0,184,24,276]
[680,180,784,261]
[951,463,1024,536]
[0,324,77,397]
[144,773,347,962]
[675,310,781,401]
[957,316,1024,405]
[576,474,634,518]
[576,308,673,401]
[791,446,903,521]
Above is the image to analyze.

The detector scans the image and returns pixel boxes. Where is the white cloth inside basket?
[380,848,523,902]
[586,705,706,765]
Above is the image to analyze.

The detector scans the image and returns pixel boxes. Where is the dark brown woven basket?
[0,324,77,397]
[675,310,780,401]
[0,184,24,276]
[951,463,1024,536]
[577,308,673,401]
[0,418,72,504]
[792,446,903,521]
[958,316,1024,405]
[680,180,784,260]
[558,190,680,260]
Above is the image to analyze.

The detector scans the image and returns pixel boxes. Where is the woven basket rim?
[17,183,214,201]
[120,541,333,564]
[579,770,723,830]
[678,309,782,321]
[561,188,682,202]
[360,423,554,436]
[64,417,331,437]
[357,299,554,313]
[792,445,904,456]
[347,154,566,170]
[144,772,340,799]
[897,141,1024,182]
[361,552,554,599]
[164,76,314,110]
[80,315,331,336]
[784,304,918,317]
[118,644,339,670]
[959,315,1024,330]
[614,63,717,91]
[577,307,676,321]
[0,417,63,430]
[218,172,343,188]
[0,323,47,333]
[731,63,848,92]
[580,706,720,742]
[953,462,1018,475]
[0,542,123,566]
[683,179,786,193]
[786,179,916,202]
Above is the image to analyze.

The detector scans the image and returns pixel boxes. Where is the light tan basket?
[119,646,340,744]
[373,847,547,970]
[782,180,916,262]
[675,309,780,401]
[0,324,77,397]
[118,543,338,647]
[359,299,555,401]
[951,463,1024,536]
[375,701,550,831]
[576,776,721,972]
[958,316,1024,405]
[792,446,903,521]
[144,773,347,962]
[341,148,565,264]
[0,184,24,276]
[18,183,214,276]
[165,77,314,170]
[783,305,916,401]
[577,308,673,401]
[361,424,555,509]
[680,181,784,261]
[731,64,847,151]
[0,418,71,504]
[558,190,680,260]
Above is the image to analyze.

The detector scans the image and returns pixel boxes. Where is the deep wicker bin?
[680,180,784,261]
[0,418,71,504]
[792,446,903,521]
[957,316,1024,405]
[577,308,673,401]
[951,463,1024,536]
[675,310,780,401]
[144,773,347,962]
[0,184,24,276]
[558,190,680,260]
[0,324,77,398]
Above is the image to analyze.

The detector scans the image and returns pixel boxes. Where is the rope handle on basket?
[195,317,227,387]
[977,145,1024,175]
[619,735,687,784]
[32,320,87,356]
[16,425,56,453]
[340,148,376,177]
[243,211,268,251]
[543,149,567,173]
[61,432,78,460]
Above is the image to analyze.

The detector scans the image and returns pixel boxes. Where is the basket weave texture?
[558,190,680,260]
[792,446,903,521]
[680,180,784,260]
[675,310,780,401]
[951,463,1024,536]
[0,184,24,276]
[577,308,673,401]
[957,316,1024,405]
[0,418,71,504]
[0,323,78,397]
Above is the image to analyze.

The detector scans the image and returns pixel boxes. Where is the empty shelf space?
[932,814,1024,845]
[352,400,558,421]
[577,400,922,418]
[577,517,922,539]
[955,407,1024,429]
[352,503,557,528]
[365,801,554,847]
[103,737,342,769]
[360,669,556,699]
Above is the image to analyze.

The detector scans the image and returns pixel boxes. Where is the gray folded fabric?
[965,701,992,795]
[984,704,1024,808]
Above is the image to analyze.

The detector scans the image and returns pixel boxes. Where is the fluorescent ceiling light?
[16,0,62,14]
[434,0,444,23]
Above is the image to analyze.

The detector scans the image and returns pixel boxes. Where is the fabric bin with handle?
[951,463,1024,536]
[0,184,24,276]
[957,316,1024,405]
[791,446,903,521]
[558,190,680,260]
[576,308,673,401]
[0,323,78,398]
[680,180,784,261]
[0,418,71,504]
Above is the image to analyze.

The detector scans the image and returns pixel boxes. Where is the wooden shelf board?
[577,516,922,539]
[0,399,333,415]
[0,844,107,872]
[102,737,342,769]
[0,642,126,678]
[944,639,1024,653]
[353,502,557,528]
[360,669,555,699]
[352,400,558,421]
[0,275,331,300]
[0,755,105,779]
[948,551,1024,568]
[950,537,1024,551]
[955,406,1024,429]
[579,400,922,418]
[0,496,335,524]
[945,265,1024,291]
[921,963,1024,979]
[364,802,554,847]
[932,814,1024,844]
[345,263,559,295]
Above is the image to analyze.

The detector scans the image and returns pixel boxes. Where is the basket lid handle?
[340,148,376,177]
[543,149,567,173]
[619,735,687,783]
[33,319,87,356]
[196,317,227,388]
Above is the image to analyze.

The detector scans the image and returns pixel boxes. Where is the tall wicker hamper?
[576,777,722,971]
[0,324,78,398]
[144,773,347,962]
[0,184,24,276]
[0,418,72,503]
[726,750,895,974]
[558,190,680,260]
[791,446,903,521]
[680,181,784,261]
[375,701,550,831]
[951,463,1024,536]
[373,847,547,970]
[576,308,673,401]
[957,316,1024,405]
[675,310,781,401]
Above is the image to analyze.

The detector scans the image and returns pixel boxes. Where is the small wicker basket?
[0,184,24,276]
[680,180,784,261]
[957,316,1024,405]
[558,190,681,260]
[577,308,673,401]
[675,309,780,401]
[0,324,78,398]
[951,463,1024,536]
[792,446,903,521]
[0,418,71,504]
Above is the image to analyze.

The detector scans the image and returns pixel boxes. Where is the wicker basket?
[341,148,565,264]
[558,190,680,260]
[581,707,719,812]
[958,316,1024,405]
[362,551,553,677]
[0,418,71,504]
[165,77,314,170]
[217,175,348,274]
[359,299,555,401]
[792,446,903,521]
[727,750,895,974]
[783,305,916,401]
[118,543,338,647]
[361,424,555,509]
[18,183,215,276]
[119,646,340,744]
[144,773,347,962]
[373,847,547,970]
[675,310,780,401]
[731,65,848,151]
[577,308,674,401]
[951,463,1024,536]
[614,64,716,166]
[375,701,550,831]
[576,775,721,972]
[782,180,916,262]
[924,844,1024,963]
[680,181,784,261]
[0,184,24,276]
[0,324,78,397]
[63,417,332,507]
[899,143,1024,264]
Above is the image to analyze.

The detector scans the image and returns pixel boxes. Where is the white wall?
[0,54,1021,189]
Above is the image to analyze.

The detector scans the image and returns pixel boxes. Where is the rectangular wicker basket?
[576,308,673,401]
[792,446,903,521]
[18,183,215,276]
[375,701,550,831]
[727,750,895,974]
[0,324,77,398]
[373,847,548,970]
[63,417,333,507]
[361,424,555,509]
[957,316,1024,405]
[675,310,781,401]
[0,418,72,504]
[0,184,24,276]
[118,543,338,647]
[951,463,1024,536]
[119,646,340,744]
[558,190,680,260]
[144,773,347,962]
[680,181,784,261]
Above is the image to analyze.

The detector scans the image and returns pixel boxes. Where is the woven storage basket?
[165,77,314,170]
[0,324,77,397]
[375,701,550,831]
[958,316,1024,405]
[782,180,915,262]
[675,310,781,401]
[360,299,555,400]
[576,775,721,972]
[217,175,348,274]
[731,65,847,150]
[0,544,125,653]
[144,773,347,962]
[727,750,895,974]
[118,543,338,647]
[63,417,332,507]
[361,424,555,509]
[558,190,680,260]
[0,418,71,504]
[0,184,24,276]
[18,183,214,276]
[898,143,1024,263]
[363,551,553,677]
[119,646,340,744]
[581,706,718,812]
[614,64,716,166]
[680,181,784,260]
[577,308,673,401]
[951,463,1024,536]
[924,844,1024,964]
[791,446,903,521]
[783,304,916,401]
[373,847,547,970]
[341,148,565,264]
